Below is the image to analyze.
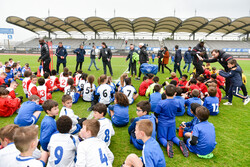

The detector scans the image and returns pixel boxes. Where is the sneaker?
[87,106,93,111]
[135,77,140,81]
[197,153,214,159]
[243,96,250,105]
[179,141,189,157]
[222,96,228,100]
[126,71,130,73]
[167,141,174,158]
[88,69,91,71]
[223,102,232,105]
[96,68,100,71]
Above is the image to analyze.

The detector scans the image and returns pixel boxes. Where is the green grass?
[0,54,249,167]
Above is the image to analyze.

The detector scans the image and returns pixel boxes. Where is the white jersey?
[121,85,137,104]
[28,83,37,97]
[59,107,79,134]
[75,74,81,85]
[96,84,115,105]
[60,72,63,78]
[47,133,79,167]
[37,85,47,101]
[60,76,68,88]
[22,77,30,94]
[78,79,86,89]
[50,76,58,87]
[11,155,44,167]
[76,137,114,167]
[97,118,115,146]
[82,83,96,101]
[64,85,76,95]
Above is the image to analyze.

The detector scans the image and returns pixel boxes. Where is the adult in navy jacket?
[74,44,86,72]
[174,45,182,78]
[183,47,192,73]
[203,49,248,99]
[55,42,68,73]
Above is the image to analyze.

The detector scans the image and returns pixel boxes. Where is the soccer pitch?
[0,54,249,166]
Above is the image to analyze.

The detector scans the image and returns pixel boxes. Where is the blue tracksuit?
[141,137,166,167]
[186,121,217,155]
[183,116,199,135]
[108,104,129,127]
[185,97,202,117]
[149,92,162,112]
[5,71,14,83]
[74,48,86,62]
[155,98,181,147]
[14,101,43,127]
[203,96,219,115]
[219,66,246,103]
[55,46,68,63]
[40,115,58,151]
[174,96,185,116]
[128,114,156,150]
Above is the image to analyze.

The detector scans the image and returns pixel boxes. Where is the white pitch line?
[87,67,129,119]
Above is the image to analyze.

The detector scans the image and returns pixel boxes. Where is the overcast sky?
[0,0,250,41]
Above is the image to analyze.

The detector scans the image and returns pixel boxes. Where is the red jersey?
[22,77,30,94]
[139,81,150,96]
[0,77,5,86]
[216,75,225,87]
[74,74,81,85]
[178,80,188,89]
[190,84,200,92]
[172,77,179,85]
[6,87,16,99]
[0,97,20,117]
[45,79,53,92]
[148,79,154,86]
[203,69,211,79]
[197,83,208,94]
[50,76,60,87]
[216,87,222,103]
[28,83,39,97]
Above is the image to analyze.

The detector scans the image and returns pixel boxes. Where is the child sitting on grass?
[174,87,185,116]
[12,125,48,166]
[185,106,217,159]
[93,103,115,146]
[181,103,201,138]
[14,95,43,127]
[47,116,79,166]
[107,92,129,127]
[203,87,219,115]
[128,101,156,150]
[185,89,202,117]
[149,84,162,112]
[64,78,80,104]
[123,120,165,167]
[121,77,138,104]
[0,87,21,117]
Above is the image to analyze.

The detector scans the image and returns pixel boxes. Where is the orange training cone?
[37,67,41,77]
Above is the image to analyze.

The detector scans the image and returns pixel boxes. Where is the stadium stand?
[83,39,125,50]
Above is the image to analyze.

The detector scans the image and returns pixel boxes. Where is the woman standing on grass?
[162,47,172,73]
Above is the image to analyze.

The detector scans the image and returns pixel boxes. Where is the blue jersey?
[142,137,166,167]
[203,96,219,115]
[174,96,185,116]
[185,97,202,116]
[155,98,180,127]
[184,116,199,132]
[110,104,129,127]
[40,116,57,151]
[151,54,155,59]
[192,121,217,155]
[149,92,162,112]
[5,71,14,83]
[14,101,43,127]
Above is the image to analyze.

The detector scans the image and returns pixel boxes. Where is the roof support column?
[49,32,51,38]
[193,33,195,40]
[95,32,97,39]
[247,33,249,41]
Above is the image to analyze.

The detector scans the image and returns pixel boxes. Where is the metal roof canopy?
[6,16,250,37]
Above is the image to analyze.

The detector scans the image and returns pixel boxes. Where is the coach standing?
[38,39,51,73]
[98,42,113,76]
[191,39,208,75]
[74,44,85,72]
[135,43,149,80]
[55,42,68,74]
[203,49,248,99]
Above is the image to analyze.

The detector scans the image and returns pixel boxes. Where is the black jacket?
[191,43,208,65]
[126,49,138,63]
[74,48,85,62]
[203,50,233,72]
[139,46,149,64]
[39,43,50,61]
[157,50,164,63]
[175,49,182,63]
[56,46,68,63]
[99,47,112,62]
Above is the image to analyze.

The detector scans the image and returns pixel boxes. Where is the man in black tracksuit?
[38,39,51,74]
[174,45,182,78]
[157,48,164,73]
[126,44,138,77]
[135,43,149,80]
[191,40,208,75]
[99,42,113,76]
[203,49,248,99]
[55,42,68,73]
